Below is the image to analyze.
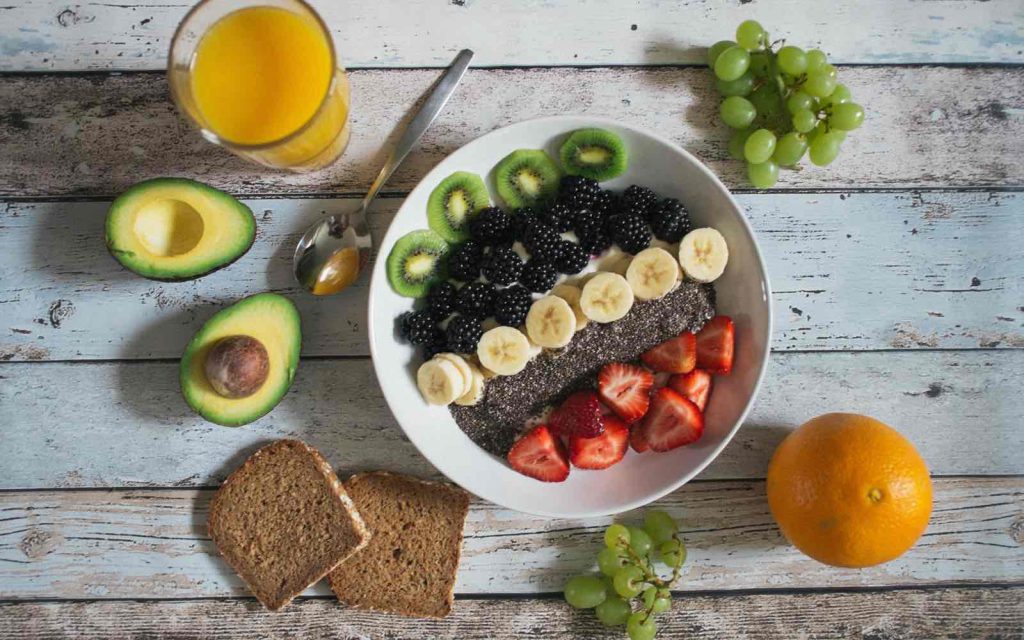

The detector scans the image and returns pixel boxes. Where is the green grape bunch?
[709,20,866,188]
[563,510,687,640]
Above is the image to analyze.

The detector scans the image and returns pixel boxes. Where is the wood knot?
[19,528,62,559]
[1010,519,1024,545]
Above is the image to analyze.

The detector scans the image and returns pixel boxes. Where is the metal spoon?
[293,49,475,295]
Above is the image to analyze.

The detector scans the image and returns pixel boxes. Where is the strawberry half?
[569,416,629,470]
[640,331,697,374]
[640,387,705,452]
[629,423,650,453]
[549,390,605,438]
[507,424,570,482]
[668,369,713,412]
[598,363,654,423]
[696,316,735,374]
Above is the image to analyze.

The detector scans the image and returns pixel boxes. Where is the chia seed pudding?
[449,282,716,456]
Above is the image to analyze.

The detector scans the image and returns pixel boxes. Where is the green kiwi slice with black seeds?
[386,229,450,298]
[493,149,562,209]
[559,128,628,181]
[427,171,490,243]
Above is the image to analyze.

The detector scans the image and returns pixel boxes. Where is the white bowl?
[369,116,771,518]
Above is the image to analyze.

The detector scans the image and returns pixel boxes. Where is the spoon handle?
[359,49,474,214]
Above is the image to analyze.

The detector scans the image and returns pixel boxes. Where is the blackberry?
[523,222,563,262]
[482,246,524,285]
[469,207,514,246]
[398,310,437,345]
[558,175,601,210]
[607,213,652,254]
[446,240,484,282]
[556,240,589,275]
[512,207,539,242]
[650,198,692,243]
[540,201,574,232]
[426,281,457,320]
[494,284,531,327]
[520,258,558,293]
[592,189,621,217]
[571,207,604,238]
[455,281,496,319]
[578,232,613,256]
[422,328,448,361]
[446,315,484,354]
[622,185,660,219]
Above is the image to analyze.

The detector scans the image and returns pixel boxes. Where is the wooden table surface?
[1,1,1022,638]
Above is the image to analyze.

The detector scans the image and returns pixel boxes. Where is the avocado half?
[180,293,301,427]
[106,178,256,281]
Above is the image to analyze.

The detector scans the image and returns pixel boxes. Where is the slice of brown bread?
[208,439,369,611]
[328,471,470,618]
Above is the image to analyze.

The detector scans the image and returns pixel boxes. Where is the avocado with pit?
[106,178,256,281]
[180,293,301,427]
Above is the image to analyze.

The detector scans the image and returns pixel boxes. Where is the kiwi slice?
[386,229,450,298]
[427,171,490,243]
[493,149,562,209]
[559,128,628,181]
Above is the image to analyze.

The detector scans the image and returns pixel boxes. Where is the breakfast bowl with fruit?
[368,116,771,517]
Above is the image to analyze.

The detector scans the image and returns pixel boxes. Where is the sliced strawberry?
[629,423,650,453]
[569,416,629,470]
[668,369,713,412]
[598,363,654,423]
[695,316,735,374]
[550,390,605,438]
[507,424,570,482]
[640,388,705,452]
[640,331,697,374]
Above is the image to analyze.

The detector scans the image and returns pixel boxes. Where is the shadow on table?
[29,200,139,287]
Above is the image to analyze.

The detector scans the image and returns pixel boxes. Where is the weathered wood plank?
[2,0,1022,71]
[1,192,1019,361]
[0,478,1018,598]
[1,67,1021,198]
[0,351,1019,489]
[1,587,1022,639]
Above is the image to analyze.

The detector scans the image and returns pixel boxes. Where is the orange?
[766,413,932,568]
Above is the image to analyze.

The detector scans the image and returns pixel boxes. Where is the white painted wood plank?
[0,351,1019,489]
[2,588,1021,639]
[1,192,1019,361]
[0,478,1018,598]
[1,0,1021,71]
[1,67,1021,198]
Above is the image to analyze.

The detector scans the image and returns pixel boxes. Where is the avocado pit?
[204,335,270,399]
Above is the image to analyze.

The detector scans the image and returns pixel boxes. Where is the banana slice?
[417,358,465,405]
[525,295,577,349]
[477,326,532,376]
[454,361,486,406]
[550,284,589,332]
[580,272,634,323]
[679,227,729,283]
[435,353,474,394]
[626,247,681,301]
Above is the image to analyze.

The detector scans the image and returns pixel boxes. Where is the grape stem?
[619,534,685,622]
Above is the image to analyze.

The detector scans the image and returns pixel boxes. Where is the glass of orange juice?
[168,0,350,172]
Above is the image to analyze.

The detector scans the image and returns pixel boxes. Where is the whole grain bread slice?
[208,439,369,611]
[328,471,470,618]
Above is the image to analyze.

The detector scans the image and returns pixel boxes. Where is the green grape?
[748,83,783,120]
[627,611,657,640]
[791,109,817,133]
[613,565,645,599]
[808,131,843,166]
[652,588,672,614]
[743,128,776,164]
[773,132,808,166]
[715,70,755,97]
[658,539,687,568]
[830,102,864,130]
[748,51,771,77]
[605,523,631,549]
[776,46,807,75]
[596,596,632,626]
[643,510,678,544]
[735,19,766,51]
[728,128,753,161]
[818,63,838,80]
[627,526,654,557]
[642,586,657,609]
[714,46,751,81]
[805,48,828,74]
[707,39,737,68]
[564,575,607,609]
[821,83,851,107]
[830,127,848,142]
[719,96,756,129]
[786,91,814,115]
[804,71,837,98]
[748,160,779,189]
[598,547,631,577]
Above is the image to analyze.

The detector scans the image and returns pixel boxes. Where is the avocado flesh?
[106,178,256,281]
[180,293,301,427]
